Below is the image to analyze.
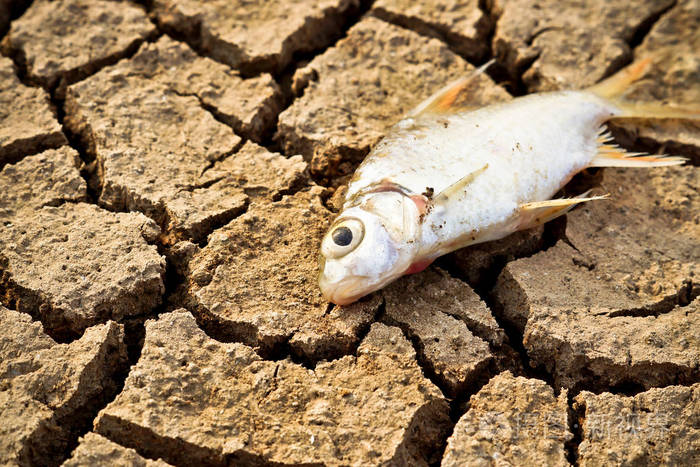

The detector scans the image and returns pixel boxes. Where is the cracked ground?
[0,0,698,465]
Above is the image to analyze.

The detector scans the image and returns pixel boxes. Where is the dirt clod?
[492,0,675,91]
[371,0,492,62]
[186,188,381,360]
[64,432,172,467]
[575,384,700,466]
[0,57,65,166]
[0,306,127,466]
[442,372,571,466]
[382,267,501,397]
[64,37,289,243]
[1,151,165,337]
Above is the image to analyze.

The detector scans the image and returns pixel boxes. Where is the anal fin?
[592,128,686,167]
[518,191,609,229]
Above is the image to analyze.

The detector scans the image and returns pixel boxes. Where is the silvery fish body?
[318,59,690,305]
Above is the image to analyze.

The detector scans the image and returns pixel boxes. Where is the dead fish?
[318,58,696,305]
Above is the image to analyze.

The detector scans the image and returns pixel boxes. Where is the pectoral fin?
[518,191,609,229]
[431,164,489,208]
[407,60,495,117]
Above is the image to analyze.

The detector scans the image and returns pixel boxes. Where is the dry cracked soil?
[0,0,698,466]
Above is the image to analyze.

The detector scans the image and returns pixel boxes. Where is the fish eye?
[332,226,353,246]
[322,218,364,259]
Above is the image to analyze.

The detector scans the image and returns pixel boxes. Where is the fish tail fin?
[587,57,700,120]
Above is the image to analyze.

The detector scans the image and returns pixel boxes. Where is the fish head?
[318,191,421,305]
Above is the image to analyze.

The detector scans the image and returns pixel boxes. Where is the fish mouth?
[319,274,370,306]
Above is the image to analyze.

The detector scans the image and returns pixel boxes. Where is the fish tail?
[587,57,700,120]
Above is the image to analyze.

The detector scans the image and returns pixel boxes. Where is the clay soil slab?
[277,16,510,180]
[575,384,700,466]
[442,372,571,466]
[0,146,87,219]
[371,0,491,61]
[150,0,361,74]
[492,0,675,91]
[0,57,65,166]
[64,433,172,467]
[186,188,381,360]
[382,268,503,397]
[0,306,127,466]
[1,203,166,337]
[1,0,156,95]
[493,166,699,389]
[95,312,451,466]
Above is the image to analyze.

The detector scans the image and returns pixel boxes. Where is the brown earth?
[0,0,698,466]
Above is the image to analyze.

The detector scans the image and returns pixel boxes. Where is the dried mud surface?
[0,0,698,466]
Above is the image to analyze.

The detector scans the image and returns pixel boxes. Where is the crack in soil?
[258,0,377,158]
[170,89,265,145]
[565,391,585,467]
[435,215,568,381]
[146,0,375,80]
[605,279,697,318]
[481,0,534,97]
[50,92,102,204]
[52,323,142,466]
[370,0,492,64]
[0,1,32,40]
[0,29,163,172]
[61,98,252,248]
[55,246,191,463]
[628,0,678,53]
[361,15,514,99]
[198,139,248,178]
[607,123,700,167]
[187,295,383,370]
[380,318,459,465]
[0,260,84,343]
[596,0,678,85]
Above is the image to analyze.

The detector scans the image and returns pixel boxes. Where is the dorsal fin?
[407,60,495,118]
